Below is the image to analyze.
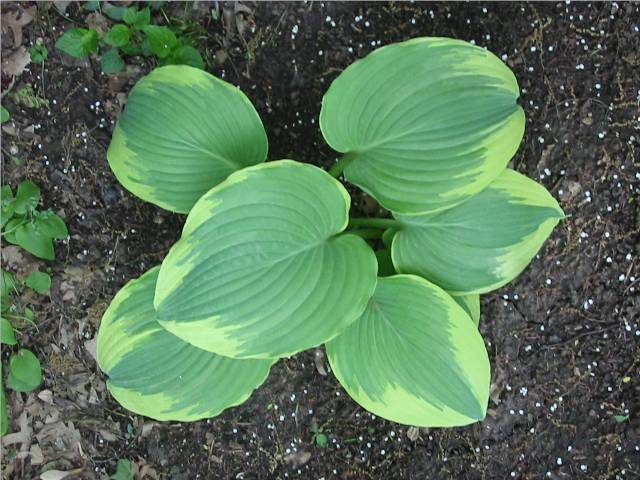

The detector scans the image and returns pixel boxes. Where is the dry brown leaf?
[35,420,81,452]
[60,281,76,302]
[85,11,109,34]
[565,180,582,200]
[1,245,25,271]
[140,421,159,439]
[107,64,142,94]
[489,363,506,405]
[139,464,161,480]
[98,429,117,442]
[236,15,247,36]
[53,1,71,15]
[40,470,80,480]
[215,49,228,65]
[88,386,100,405]
[2,125,18,136]
[2,6,36,47]
[313,348,327,376]
[284,450,311,468]
[83,338,97,363]
[37,390,54,405]
[1,410,32,450]
[60,266,98,303]
[2,46,31,77]
[234,3,254,37]
[222,6,235,39]
[30,443,45,464]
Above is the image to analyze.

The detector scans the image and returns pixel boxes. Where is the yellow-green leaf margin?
[326,275,490,427]
[108,65,268,213]
[392,169,564,294]
[320,37,525,215]
[155,160,378,359]
[97,267,274,421]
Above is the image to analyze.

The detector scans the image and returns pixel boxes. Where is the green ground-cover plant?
[55,3,203,74]
[29,43,48,63]
[11,84,49,110]
[110,458,134,480]
[2,181,68,260]
[97,37,564,427]
[1,181,67,435]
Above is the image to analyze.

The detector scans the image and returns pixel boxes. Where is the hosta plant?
[97,37,563,426]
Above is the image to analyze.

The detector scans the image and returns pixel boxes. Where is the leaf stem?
[346,228,384,240]
[0,220,25,237]
[348,218,401,230]
[328,152,357,178]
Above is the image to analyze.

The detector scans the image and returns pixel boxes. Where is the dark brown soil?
[1,1,639,479]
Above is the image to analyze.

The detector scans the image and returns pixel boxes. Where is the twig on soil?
[1,77,17,99]
[541,326,615,349]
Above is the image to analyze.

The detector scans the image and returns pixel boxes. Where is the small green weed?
[55,2,204,74]
[1,180,68,436]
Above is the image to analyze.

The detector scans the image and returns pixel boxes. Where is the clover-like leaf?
[1,318,17,346]
[97,267,274,421]
[25,271,51,294]
[1,269,18,299]
[320,37,525,214]
[8,349,42,392]
[122,7,150,28]
[55,28,99,58]
[108,65,268,213]
[11,223,54,260]
[13,180,40,214]
[29,44,48,63]
[33,210,68,239]
[101,48,125,74]
[103,24,131,47]
[392,169,564,294]
[142,25,178,59]
[326,275,490,427]
[155,160,378,359]
[165,45,204,69]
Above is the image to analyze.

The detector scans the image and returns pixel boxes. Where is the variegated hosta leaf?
[108,65,268,213]
[155,160,378,359]
[453,294,481,326]
[326,275,490,427]
[97,267,273,421]
[392,169,564,294]
[320,37,525,214]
